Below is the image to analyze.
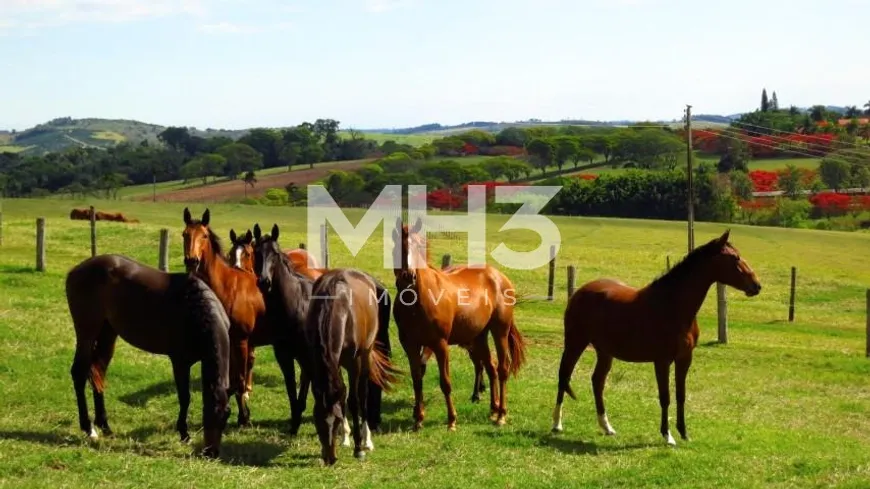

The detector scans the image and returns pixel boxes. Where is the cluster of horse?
[69,207,139,223]
[64,206,762,465]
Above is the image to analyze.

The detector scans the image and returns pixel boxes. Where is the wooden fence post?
[866,289,870,358]
[666,255,671,271]
[547,244,556,301]
[89,205,97,257]
[36,217,46,272]
[717,283,728,344]
[442,254,452,269]
[567,265,576,299]
[158,229,169,272]
[788,266,797,322]
[0,209,3,247]
[320,224,330,269]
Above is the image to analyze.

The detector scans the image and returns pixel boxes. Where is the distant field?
[0,145,28,153]
[346,131,436,146]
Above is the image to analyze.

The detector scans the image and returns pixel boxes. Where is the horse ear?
[245,229,253,243]
[411,216,423,234]
[183,207,192,225]
[201,208,210,227]
[253,224,262,241]
[271,224,279,241]
[718,229,731,246]
[229,229,237,243]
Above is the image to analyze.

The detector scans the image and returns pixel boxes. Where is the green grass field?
[1,198,869,488]
[343,131,437,146]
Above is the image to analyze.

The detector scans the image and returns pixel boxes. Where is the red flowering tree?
[809,191,851,217]
[575,174,597,181]
[748,170,779,192]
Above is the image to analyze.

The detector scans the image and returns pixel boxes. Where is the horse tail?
[368,341,401,392]
[307,275,349,414]
[88,323,116,393]
[506,317,527,378]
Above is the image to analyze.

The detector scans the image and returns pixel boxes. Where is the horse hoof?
[447,423,456,432]
[180,433,191,444]
[87,428,99,441]
[551,424,563,433]
[664,432,676,446]
[354,450,366,461]
[495,417,506,427]
[489,412,499,422]
[413,421,423,432]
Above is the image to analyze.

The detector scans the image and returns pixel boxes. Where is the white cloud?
[197,20,291,34]
[363,0,412,13]
[0,0,205,30]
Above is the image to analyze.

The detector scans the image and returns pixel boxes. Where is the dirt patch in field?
[137,159,373,203]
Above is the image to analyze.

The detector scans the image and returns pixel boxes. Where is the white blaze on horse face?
[598,413,616,435]
[362,421,374,451]
[233,247,242,268]
[552,403,563,432]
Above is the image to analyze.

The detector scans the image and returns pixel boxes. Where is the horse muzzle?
[184,258,201,273]
[745,282,762,297]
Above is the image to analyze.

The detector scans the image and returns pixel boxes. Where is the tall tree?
[864,100,870,116]
[761,88,770,112]
[770,91,779,111]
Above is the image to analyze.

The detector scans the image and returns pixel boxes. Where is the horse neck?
[644,264,717,328]
[199,245,235,299]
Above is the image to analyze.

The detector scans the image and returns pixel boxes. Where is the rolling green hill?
[4,117,250,155]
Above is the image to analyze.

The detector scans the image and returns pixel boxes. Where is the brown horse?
[391,217,527,430]
[305,268,400,465]
[552,230,762,446]
[65,254,231,457]
[183,208,306,432]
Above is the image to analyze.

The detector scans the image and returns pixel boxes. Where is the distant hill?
[3,117,249,155]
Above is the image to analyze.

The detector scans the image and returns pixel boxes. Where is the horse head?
[704,230,762,297]
[391,216,426,288]
[252,223,282,293]
[228,228,255,272]
[182,207,216,274]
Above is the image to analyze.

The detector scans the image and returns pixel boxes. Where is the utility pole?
[685,104,695,252]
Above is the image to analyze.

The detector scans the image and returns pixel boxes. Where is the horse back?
[65,254,194,355]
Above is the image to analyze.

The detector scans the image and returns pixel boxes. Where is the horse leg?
[432,340,457,431]
[273,342,301,435]
[297,361,311,428]
[470,334,498,419]
[655,359,676,446]
[675,353,693,441]
[170,356,192,443]
[91,323,117,436]
[70,343,96,440]
[552,340,587,433]
[359,354,374,452]
[245,346,256,398]
[591,353,617,436]
[230,333,251,427]
[492,331,511,426]
[401,337,426,430]
[420,347,432,378]
[348,359,365,460]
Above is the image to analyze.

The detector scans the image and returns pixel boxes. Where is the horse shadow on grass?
[119,373,288,407]
[0,265,38,274]
[475,429,658,455]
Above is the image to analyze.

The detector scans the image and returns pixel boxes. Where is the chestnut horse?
[392,217,527,430]
[552,230,762,446]
[305,268,400,465]
[182,208,305,432]
[65,254,230,457]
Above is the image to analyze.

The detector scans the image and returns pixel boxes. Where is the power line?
[727,120,870,150]
[711,130,865,167]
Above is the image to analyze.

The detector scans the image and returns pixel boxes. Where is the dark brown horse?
[392,217,527,430]
[552,230,762,445]
[305,268,400,465]
[183,208,302,432]
[65,254,231,457]
[250,222,395,433]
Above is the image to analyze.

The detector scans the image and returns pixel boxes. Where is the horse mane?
[647,237,725,291]
[262,236,313,284]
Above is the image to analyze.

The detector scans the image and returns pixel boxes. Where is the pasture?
[0,198,869,488]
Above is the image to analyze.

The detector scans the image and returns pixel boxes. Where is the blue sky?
[1,0,868,131]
